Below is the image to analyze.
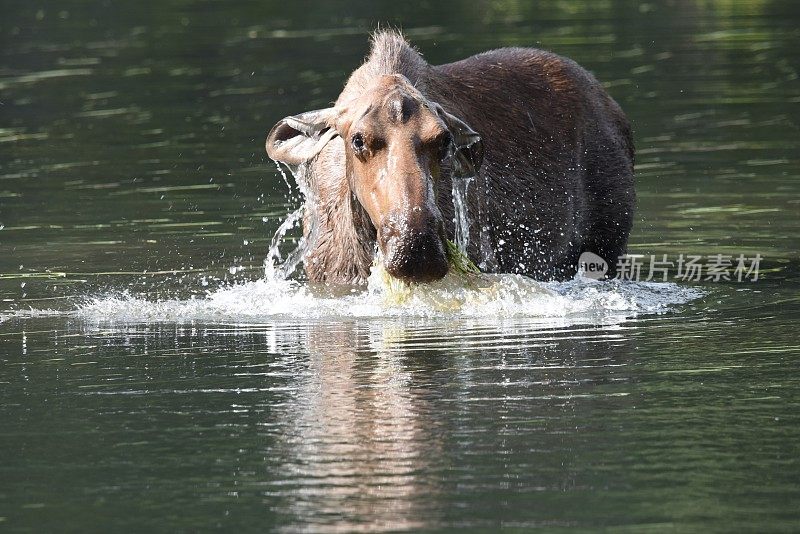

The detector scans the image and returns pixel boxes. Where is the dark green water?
[2,1,799,531]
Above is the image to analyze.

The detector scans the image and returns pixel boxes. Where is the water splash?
[264,162,319,280]
[0,271,702,327]
[448,137,481,256]
[452,175,474,255]
[264,205,304,279]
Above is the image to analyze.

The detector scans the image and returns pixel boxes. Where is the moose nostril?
[383,229,449,283]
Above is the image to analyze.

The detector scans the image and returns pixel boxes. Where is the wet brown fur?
[284,30,634,285]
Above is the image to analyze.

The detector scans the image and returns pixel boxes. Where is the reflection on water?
[7,308,797,531]
[2,298,800,530]
[1,0,799,531]
[276,323,441,532]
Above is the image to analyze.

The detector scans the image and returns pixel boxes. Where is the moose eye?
[438,132,453,161]
[351,133,366,153]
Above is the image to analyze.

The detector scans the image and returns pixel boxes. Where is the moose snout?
[380,207,449,283]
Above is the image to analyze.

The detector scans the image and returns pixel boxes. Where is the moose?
[266,30,635,284]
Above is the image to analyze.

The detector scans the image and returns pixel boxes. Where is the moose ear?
[265,108,340,166]
[437,106,484,178]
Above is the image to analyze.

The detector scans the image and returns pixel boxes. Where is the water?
[265,161,321,281]
[2,1,800,531]
[451,175,474,256]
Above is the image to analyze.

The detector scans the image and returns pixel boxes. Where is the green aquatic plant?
[374,240,481,294]
[371,249,555,311]
[372,239,553,310]
[445,239,481,274]
[372,239,481,305]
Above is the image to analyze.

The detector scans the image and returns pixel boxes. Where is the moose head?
[266,74,483,283]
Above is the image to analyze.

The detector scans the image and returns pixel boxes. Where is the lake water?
[2,1,799,531]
